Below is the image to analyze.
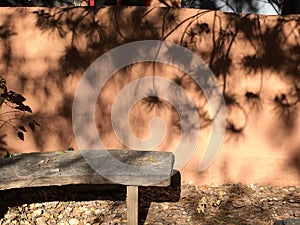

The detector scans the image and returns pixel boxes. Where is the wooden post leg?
[127,186,138,225]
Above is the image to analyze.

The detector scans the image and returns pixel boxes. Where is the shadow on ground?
[0,170,181,225]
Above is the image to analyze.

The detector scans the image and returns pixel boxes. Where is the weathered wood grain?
[127,186,138,225]
[0,150,174,190]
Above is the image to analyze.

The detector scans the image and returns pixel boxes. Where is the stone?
[33,209,43,217]
[35,203,43,208]
[4,212,17,221]
[283,218,300,225]
[274,219,300,225]
[288,210,295,216]
[84,210,94,216]
[68,218,80,225]
[36,217,48,225]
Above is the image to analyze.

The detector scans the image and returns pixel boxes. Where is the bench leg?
[127,186,138,225]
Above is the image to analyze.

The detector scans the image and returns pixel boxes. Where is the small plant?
[0,76,39,157]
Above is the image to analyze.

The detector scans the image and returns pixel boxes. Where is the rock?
[274,219,300,225]
[288,187,296,192]
[4,212,17,221]
[243,197,252,206]
[162,204,169,210]
[36,217,47,225]
[84,210,94,216]
[68,218,80,225]
[35,203,43,208]
[44,201,59,208]
[33,209,43,217]
[114,213,122,218]
[283,218,300,225]
[274,221,283,225]
[48,219,57,225]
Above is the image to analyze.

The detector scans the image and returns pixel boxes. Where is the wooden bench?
[0,149,175,225]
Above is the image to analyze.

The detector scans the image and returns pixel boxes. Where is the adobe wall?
[0,6,299,185]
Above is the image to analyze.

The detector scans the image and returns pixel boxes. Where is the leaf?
[18,126,27,132]
[24,105,32,113]
[15,106,22,111]
[11,93,26,105]
[17,132,24,141]
[28,122,35,131]
[15,104,32,113]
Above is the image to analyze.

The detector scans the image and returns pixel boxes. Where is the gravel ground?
[0,182,299,225]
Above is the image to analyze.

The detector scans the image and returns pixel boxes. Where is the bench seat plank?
[0,150,175,190]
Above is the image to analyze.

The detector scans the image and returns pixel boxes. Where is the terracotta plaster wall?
[0,6,299,185]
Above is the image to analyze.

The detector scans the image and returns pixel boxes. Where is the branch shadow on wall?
[0,5,299,225]
[0,6,299,174]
